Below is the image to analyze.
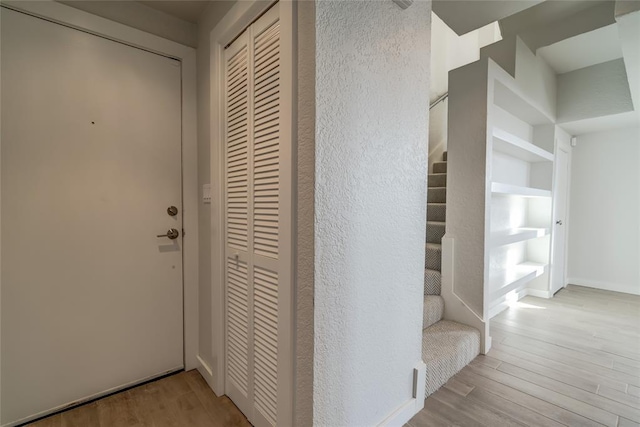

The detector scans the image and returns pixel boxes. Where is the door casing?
[0,3,199,420]
[550,135,572,295]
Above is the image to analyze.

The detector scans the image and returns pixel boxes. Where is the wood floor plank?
[492,319,635,366]
[491,341,629,392]
[184,369,251,427]
[26,414,63,427]
[443,377,475,397]
[25,371,249,427]
[455,367,605,427]
[598,386,640,410]
[619,418,640,427]
[487,347,600,393]
[407,402,455,427]
[422,393,486,427]
[467,363,619,426]
[431,387,526,426]
[96,391,141,427]
[495,334,640,387]
[60,402,99,427]
[470,354,502,369]
[496,362,640,423]
[466,386,566,427]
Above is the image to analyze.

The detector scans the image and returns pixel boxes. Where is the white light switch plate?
[203,184,211,204]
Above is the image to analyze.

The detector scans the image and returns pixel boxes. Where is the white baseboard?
[196,355,218,393]
[526,289,552,299]
[377,362,426,427]
[567,278,640,296]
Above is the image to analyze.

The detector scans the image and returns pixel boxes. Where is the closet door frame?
[209,1,294,425]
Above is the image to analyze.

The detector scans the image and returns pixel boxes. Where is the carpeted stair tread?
[424,269,441,295]
[428,173,447,188]
[427,187,446,203]
[422,320,480,397]
[426,221,445,244]
[423,295,444,330]
[425,243,442,271]
[433,162,447,174]
[442,151,447,162]
[427,203,446,222]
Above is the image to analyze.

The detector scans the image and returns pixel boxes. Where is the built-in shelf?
[490,228,549,248]
[489,261,547,301]
[491,182,551,198]
[492,128,554,163]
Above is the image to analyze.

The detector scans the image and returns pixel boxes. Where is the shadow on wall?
[429,98,448,174]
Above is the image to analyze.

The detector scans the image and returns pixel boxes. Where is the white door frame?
[0,0,200,382]
[550,129,572,294]
[209,3,295,419]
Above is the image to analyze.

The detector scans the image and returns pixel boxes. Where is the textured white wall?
[314,1,431,425]
[557,59,634,124]
[567,127,640,295]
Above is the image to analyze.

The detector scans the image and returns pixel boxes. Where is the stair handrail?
[429,92,448,110]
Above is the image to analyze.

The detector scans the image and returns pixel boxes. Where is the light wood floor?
[25,370,250,427]
[409,285,640,427]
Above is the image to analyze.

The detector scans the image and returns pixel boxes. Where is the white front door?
[1,9,184,425]
[551,146,570,295]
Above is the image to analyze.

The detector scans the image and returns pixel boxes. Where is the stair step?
[427,203,446,222]
[427,187,446,203]
[427,221,445,244]
[433,161,447,174]
[424,268,441,295]
[423,295,444,330]
[428,173,447,188]
[443,151,447,162]
[422,320,480,397]
[425,243,442,271]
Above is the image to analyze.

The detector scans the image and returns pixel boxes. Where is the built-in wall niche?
[486,76,554,318]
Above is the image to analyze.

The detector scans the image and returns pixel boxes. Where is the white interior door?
[222,3,292,427]
[1,9,183,426]
[551,146,570,294]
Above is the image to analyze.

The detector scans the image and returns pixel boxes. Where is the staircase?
[422,151,480,396]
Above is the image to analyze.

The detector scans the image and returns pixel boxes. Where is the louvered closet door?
[223,3,290,427]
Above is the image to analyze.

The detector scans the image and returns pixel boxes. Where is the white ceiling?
[558,110,639,135]
[538,24,624,74]
[433,0,542,36]
[140,0,210,23]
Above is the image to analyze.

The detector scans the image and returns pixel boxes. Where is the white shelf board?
[490,227,550,248]
[491,182,551,198]
[489,261,547,301]
[492,128,554,163]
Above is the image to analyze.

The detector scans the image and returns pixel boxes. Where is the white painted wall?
[59,0,198,47]
[567,126,640,295]
[314,1,431,425]
[193,0,236,383]
[295,2,315,425]
[429,14,500,172]
[514,38,557,119]
[557,59,634,124]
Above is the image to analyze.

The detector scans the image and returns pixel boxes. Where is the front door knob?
[157,228,179,240]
